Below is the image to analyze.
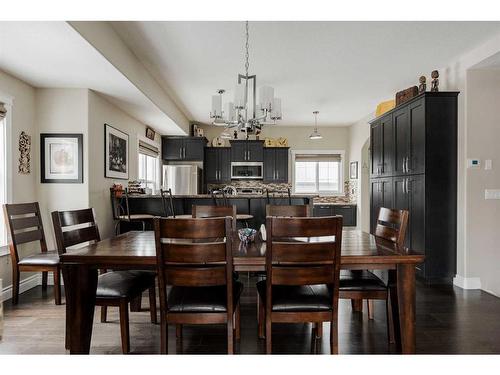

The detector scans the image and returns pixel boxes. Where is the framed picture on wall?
[145,126,156,141]
[350,161,358,180]
[40,133,83,183]
[105,124,129,180]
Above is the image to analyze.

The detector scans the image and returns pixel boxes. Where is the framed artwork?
[41,133,83,183]
[105,124,129,180]
[350,161,358,180]
[145,126,156,141]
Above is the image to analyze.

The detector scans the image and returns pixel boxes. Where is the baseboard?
[1,275,40,302]
[453,275,482,290]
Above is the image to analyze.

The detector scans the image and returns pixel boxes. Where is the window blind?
[139,140,159,158]
[294,154,342,162]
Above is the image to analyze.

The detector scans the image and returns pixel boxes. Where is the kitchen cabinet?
[369,92,459,284]
[263,147,289,183]
[204,147,231,184]
[230,140,264,162]
[162,136,206,161]
[313,204,357,226]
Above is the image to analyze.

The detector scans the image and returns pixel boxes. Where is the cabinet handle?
[184,147,186,159]
[407,157,411,172]
[179,147,182,159]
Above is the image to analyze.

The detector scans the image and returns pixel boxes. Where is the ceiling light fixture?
[309,111,322,140]
[209,21,282,136]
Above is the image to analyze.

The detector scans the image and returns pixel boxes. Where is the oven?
[231,162,263,180]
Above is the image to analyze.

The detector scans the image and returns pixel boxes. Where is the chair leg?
[160,319,168,354]
[12,267,20,305]
[386,297,395,344]
[367,299,374,320]
[351,299,363,312]
[330,321,338,354]
[42,271,48,291]
[115,221,120,236]
[53,268,62,305]
[176,325,182,339]
[235,303,241,341]
[119,301,130,354]
[227,313,234,354]
[258,296,265,339]
[141,221,146,231]
[315,322,323,338]
[265,314,272,354]
[100,306,108,323]
[148,286,157,324]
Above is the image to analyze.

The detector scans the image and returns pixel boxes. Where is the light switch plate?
[468,159,481,168]
[485,189,500,200]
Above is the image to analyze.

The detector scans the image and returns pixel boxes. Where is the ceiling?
[0,21,184,134]
[111,21,500,127]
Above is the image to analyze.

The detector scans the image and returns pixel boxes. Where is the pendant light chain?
[244,21,249,78]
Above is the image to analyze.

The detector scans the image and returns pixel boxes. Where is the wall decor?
[418,75,427,93]
[350,161,358,180]
[105,124,129,180]
[276,137,288,147]
[41,133,83,183]
[264,138,276,147]
[18,131,31,174]
[145,127,156,141]
[431,70,439,92]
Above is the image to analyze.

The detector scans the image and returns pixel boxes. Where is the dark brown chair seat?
[167,281,244,313]
[339,270,386,291]
[257,281,331,312]
[97,270,157,299]
[18,251,60,266]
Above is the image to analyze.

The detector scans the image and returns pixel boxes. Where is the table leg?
[130,296,142,312]
[62,264,98,354]
[388,269,401,350]
[351,299,363,312]
[396,264,416,354]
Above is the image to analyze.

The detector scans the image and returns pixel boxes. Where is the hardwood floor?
[1,275,499,354]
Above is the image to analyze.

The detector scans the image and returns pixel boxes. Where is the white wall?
[88,90,159,240]
[0,69,38,291]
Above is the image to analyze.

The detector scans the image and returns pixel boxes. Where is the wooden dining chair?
[3,202,61,305]
[160,188,175,218]
[339,207,409,344]
[154,216,243,354]
[265,188,292,205]
[265,204,310,217]
[52,208,157,354]
[110,188,154,234]
[257,216,343,354]
[192,204,237,231]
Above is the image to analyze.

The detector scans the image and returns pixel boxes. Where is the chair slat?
[375,207,409,247]
[266,205,309,217]
[166,266,226,287]
[375,224,399,243]
[62,226,99,248]
[5,202,39,216]
[163,242,226,264]
[160,217,226,239]
[14,228,44,245]
[10,216,41,230]
[270,216,341,238]
[272,241,336,263]
[272,265,334,286]
[58,209,96,227]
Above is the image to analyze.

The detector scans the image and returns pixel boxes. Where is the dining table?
[60,228,424,354]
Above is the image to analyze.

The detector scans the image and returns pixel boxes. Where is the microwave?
[231,162,263,179]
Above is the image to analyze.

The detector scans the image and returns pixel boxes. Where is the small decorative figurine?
[233,130,238,139]
[431,70,439,92]
[418,75,426,93]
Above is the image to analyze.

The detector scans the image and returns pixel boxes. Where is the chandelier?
[309,111,322,140]
[209,21,282,136]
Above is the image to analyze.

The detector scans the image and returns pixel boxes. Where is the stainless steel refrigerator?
[162,164,200,195]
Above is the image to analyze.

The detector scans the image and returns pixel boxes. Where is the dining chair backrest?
[375,207,409,248]
[3,202,48,263]
[154,217,234,309]
[160,188,175,218]
[265,204,310,218]
[192,204,237,230]
[266,188,292,205]
[211,190,229,206]
[265,216,343,289]
[51,208,101,255]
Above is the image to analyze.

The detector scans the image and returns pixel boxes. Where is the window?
[138,139,160,191]
[292,151,344,195]
[0,113,7,247]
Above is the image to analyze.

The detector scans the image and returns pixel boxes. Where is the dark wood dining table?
[60,229,424,354]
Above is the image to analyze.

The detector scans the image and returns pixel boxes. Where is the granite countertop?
[128,194,319,199]
[312,202,357,206]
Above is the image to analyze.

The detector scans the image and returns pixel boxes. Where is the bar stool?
[110,188,154,235]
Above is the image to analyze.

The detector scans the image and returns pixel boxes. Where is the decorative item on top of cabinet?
[431,70,439,92]
[375,100,395,117]
[18,131,31,174]
[395,86,419,106]
[418,76,426,93]
[276,137,288,147]
[264,138,276,147]
[212,136,226,147]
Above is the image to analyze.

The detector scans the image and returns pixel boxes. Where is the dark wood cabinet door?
[204,148,218,184]
[230,141,247,162]
[183,138,205,161]
[275,148,289,182]
[332,205,356,226]
[393,108,410,176]
[247,141,264,161]
[409,98,426,175]
[162,137,184,161]
[218,148,231,183]
[263,148,275,182]
[313,205,334,217]
[370,121,383,177]
[381,114,394,176]
[408,174,425,254]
